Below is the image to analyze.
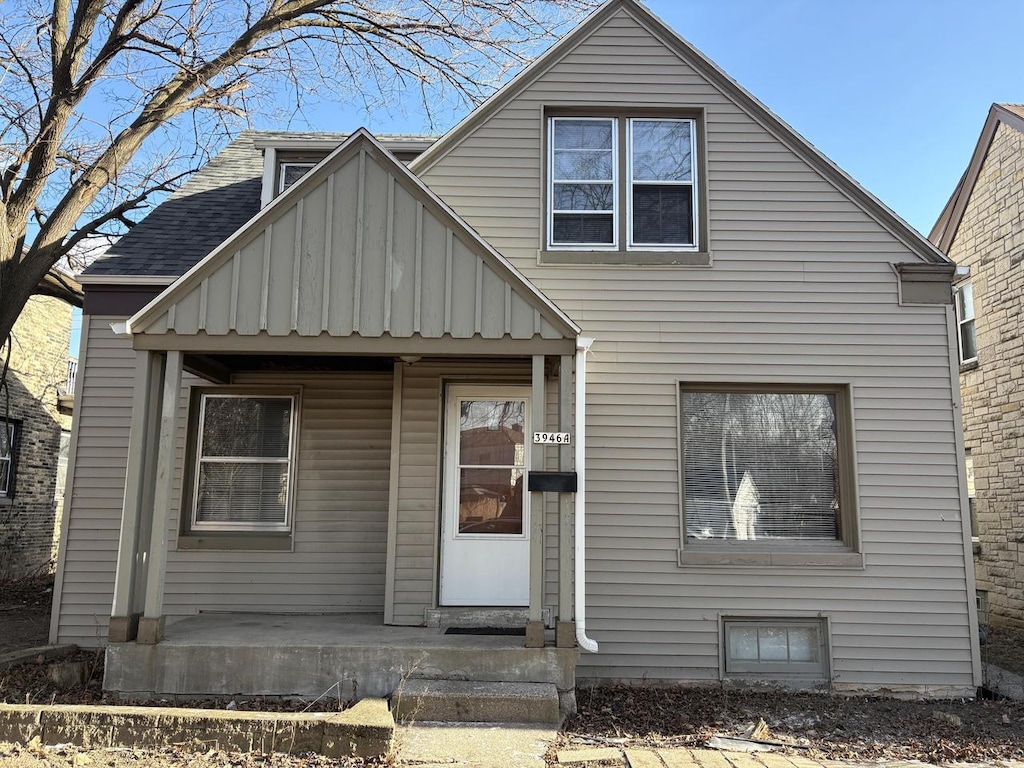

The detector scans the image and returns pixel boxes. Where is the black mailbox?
[527,471,578,493]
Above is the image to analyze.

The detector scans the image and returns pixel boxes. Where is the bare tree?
[0,0,597,349]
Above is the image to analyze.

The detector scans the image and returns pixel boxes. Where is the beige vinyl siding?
[418,7,974,688]
[53,317,393,645]
[163,371,392,615]
[53,316,134,645]
[389,358,564,625]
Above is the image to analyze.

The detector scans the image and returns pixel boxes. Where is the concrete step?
[392,679,560,725]
[424,607,551,629]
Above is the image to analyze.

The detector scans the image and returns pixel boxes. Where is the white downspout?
[575,336,598,653]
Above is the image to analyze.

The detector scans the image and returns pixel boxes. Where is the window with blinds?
[191,393,297,531]
[681,387,849,544]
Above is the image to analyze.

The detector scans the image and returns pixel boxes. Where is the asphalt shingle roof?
[85,132,265,277]
[84,131,438,278]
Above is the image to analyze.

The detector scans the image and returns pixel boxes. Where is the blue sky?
[260,0,1023,237]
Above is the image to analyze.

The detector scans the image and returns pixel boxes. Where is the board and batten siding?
[133,140,567,344]
[54,315,393,646]
[416,6,975,689]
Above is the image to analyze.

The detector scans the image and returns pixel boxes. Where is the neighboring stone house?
[1,293,77,579]
[930,103,1024,629]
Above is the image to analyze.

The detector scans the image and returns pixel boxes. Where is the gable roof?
[84,133,437,279]
[128,129,580,341]
[929,103,1024,253]
[411,0,950,266]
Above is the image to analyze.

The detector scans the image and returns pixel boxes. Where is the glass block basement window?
[723,618,828,678]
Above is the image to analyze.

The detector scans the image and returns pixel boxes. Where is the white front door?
[440,386,531,606]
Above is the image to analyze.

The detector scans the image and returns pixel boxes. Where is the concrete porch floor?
[104,612,579,710]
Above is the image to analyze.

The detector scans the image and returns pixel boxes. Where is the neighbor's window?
[190,393,297,531]
[278,162,316,194]
[955,282,977,364]
[723,618,828,678]
[680,386,853,546]
[0,421,16,498]
[548,116,698,252]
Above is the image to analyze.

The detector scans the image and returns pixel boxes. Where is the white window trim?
[955,281,978,364]
[547,116,619,250]
[190,390,300,533]
[626,117,698,251]
[547,116,700,253]
[278,162,317,194]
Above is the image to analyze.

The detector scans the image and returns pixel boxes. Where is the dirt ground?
[6,576,1024,765]
[0,575,52,656]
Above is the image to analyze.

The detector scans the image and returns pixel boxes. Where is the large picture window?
[547,114,701,257]
[680,385,856,552]
[189,392,298,532]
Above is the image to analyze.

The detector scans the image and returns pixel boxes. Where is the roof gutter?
[575,336,598,653]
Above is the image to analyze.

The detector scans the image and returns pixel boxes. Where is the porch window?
[0,420,16,498]
[190,392,298,532]
[679,385,857,554]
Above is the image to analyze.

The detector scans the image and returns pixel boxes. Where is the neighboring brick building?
[1,294,76,579]
[931,103,1024,629]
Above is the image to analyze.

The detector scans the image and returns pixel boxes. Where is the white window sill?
[678,545,863,569]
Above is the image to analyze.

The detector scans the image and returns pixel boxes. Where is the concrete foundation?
[104,612,579,709]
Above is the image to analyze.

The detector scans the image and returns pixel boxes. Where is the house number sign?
[533,432,572,444]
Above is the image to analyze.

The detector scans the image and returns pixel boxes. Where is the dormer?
[254,133,437,207]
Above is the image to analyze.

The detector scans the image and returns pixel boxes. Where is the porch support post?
[109,350,164,643]
[138,349,183,645]
[526,353,546,648]
[556,353,577,648]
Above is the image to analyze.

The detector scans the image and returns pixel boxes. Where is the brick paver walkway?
[555,746,1024,768]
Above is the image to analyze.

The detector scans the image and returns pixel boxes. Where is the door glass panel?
[459,468,524,534]
[457,399,526,536]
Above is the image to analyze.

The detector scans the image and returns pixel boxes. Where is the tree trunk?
[0,252,59,348]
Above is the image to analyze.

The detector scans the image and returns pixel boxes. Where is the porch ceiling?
[127,129,579,355]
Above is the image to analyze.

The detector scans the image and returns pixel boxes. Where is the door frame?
[439,384,532,606]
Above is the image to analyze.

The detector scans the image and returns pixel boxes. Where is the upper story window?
[278,162,317,194]
[546,114,703,264]
[955,281,977,364]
